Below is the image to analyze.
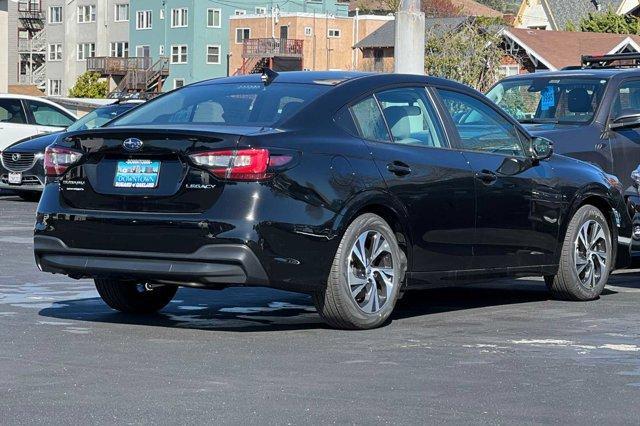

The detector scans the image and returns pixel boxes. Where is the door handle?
[475,169,498,185]
[387,161,412,176]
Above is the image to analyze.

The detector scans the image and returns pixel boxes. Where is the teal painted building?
[129,0,349,90]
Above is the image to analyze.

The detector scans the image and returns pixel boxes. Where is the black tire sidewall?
[563,206,612,299]
[332,214,403,328]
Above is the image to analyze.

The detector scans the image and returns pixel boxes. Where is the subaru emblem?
[123,138,143,152]
[11,153,21,162]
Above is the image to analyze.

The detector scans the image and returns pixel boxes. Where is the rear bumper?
[34,235,269,287]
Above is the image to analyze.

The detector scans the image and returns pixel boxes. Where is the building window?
[499,65,520,77]
[255,7,267,14]
[48,80,62,96]
[235,9,246,15]
[48,44,62,61]
[174,79,185,89]
[77,43,96,61]
[77,5,96,23]
[136,10,152,29]
[328,29,341,38]
[207,45,221,64]
[160,9,165,20]
[136,45,150,58]
[110,42,129,58]
[207,8,221,27]
[159,45,165,56]
[49,6,62,24]
[114,4,129,22]
[236,28,251,44]
[171,45,188,64]
[304,27,313,36]
[171,8,188,28]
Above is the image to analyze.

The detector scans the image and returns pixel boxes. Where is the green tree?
[424,21,503,92]
[68,71,108,98]
[570,8,640,34]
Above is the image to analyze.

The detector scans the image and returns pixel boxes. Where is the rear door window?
[0,99,27,124]
[375,87,446,148]
[349,96,391,142]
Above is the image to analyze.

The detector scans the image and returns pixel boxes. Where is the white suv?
[0,94,76,151]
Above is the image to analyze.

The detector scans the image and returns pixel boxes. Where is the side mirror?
[531,136,553,161]
[610,113,640,130]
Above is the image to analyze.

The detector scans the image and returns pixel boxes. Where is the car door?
[607,78,640,190]
[435,88,561,270]
[25,100,75,135]
[348,87,476,273]
[0,98,36,150]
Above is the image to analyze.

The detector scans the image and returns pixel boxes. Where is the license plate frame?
[8,172,22,185]
[113,159,161,189]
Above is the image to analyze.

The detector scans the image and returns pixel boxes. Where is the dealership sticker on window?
[541,87,555,111]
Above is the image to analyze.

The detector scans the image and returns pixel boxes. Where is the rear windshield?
[487,77,608,124]
[109,82,329,128]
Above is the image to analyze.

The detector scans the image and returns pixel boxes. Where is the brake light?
[44,146,83,176]
[190,149,271,181]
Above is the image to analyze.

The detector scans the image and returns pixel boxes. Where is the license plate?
[114,159,161,188]
[8,172,22,185]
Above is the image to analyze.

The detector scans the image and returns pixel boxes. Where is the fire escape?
[87,56,170,98]
[235,38,304,75]
[17,1,46,89]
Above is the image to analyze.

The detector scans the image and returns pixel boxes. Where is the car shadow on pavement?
[36,280,559,332]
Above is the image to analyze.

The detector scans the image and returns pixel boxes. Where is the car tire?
[94,279,178,314]
[18,192,40,202]
[546,205,612,301]
[312,213,406,330]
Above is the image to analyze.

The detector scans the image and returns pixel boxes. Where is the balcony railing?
[242,38,304,59]
[86,57,154,75]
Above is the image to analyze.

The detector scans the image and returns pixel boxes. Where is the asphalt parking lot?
[1,195,640,424]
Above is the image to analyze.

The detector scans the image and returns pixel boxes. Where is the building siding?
[45,0,129,96]
[130,0,350,89]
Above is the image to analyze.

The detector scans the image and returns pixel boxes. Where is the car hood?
[3,131,64,153]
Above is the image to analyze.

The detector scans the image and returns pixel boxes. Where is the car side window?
[349,96,391,142]
[438,89,525,157]
[611,80,640,119]
[0,99,27,124]
[376,87,446,148]
[26,100,75,127]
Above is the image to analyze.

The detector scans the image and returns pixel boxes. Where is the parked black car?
[0,100,143,201]
[34,71,632,329]
[487,54,640,263]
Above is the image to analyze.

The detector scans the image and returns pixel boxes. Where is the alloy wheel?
[574,220,608,289]
[347,230,395,314]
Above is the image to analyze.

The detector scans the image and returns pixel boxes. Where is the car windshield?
[67,105,132,132]
[486,77,608,124]
[109,82,330,128]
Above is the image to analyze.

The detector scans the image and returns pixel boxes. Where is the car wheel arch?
[561,186,619,265]
[333,190,412,271]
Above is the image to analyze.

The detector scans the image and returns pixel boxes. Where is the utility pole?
[394,0,425,75]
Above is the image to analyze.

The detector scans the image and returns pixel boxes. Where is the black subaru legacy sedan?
[34,71,632,329]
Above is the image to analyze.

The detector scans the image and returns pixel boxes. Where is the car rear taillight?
[190,149,282,181]
[44,146,83,177]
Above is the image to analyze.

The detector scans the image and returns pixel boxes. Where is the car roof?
[498,68,640,82]
[190,71,474,93]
